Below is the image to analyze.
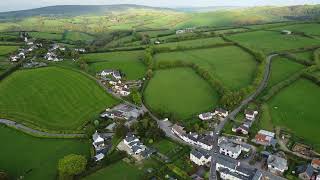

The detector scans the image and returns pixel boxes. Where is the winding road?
[209,54,279,180]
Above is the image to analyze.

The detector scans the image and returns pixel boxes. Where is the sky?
[0,0,320,12]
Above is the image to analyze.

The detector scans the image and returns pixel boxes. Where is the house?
[267,154,288,175]
[9,55,19,62]
[94,153,105,162]
[198,112,213,121]
[124,133,139,145]
[121,133,152,158]
[216,155,262,180]
[171,124,187,139]
[213,108,229,118]
[197,135,213,150]
[101,104,144,121]
[119,89,131,96]
[281,30,292,35]
[27,41,34,46]
[299,164,314,180]
[232,125,249,135]
[100,69,114,76]
[190,149,211,166]
[18,52,25,59]
[245,110,258,121]
[312,159,320,171]
[75,48,86,53]
[112,70,121,80]
[45,52,60,61]
[100,110,124,119]
[218,137,242,159]
[92,131,105,152]
[253,130,275,146]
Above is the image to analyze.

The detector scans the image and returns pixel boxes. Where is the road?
[209,54,278,180]
[0,119,85,138]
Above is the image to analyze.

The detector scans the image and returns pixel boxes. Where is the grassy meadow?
[271,23,320,36]
[0,67,118,131]
[268,57,305,88]
[154,46,257,90]
[268,79,320,150]
[292,51,314,61]
[82,51,146,80]
[0,125,90,180]
[144,68,218,120]
[0,45,19,56]
[64,31,95,42]
[29,32,62,40]
[156,36,226,48]
[228,30,320,53]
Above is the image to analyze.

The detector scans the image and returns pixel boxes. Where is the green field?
[271,23,320,36]
[82,51,146,80]
[0,45,19,55]
[144,68,218,120]
[228,30,320,53]
[151,139,180,156]
[0,67,118,131]
[64,31,95,42]
[157,36,226,48]
[292,51,314,61]
[268,57,305,88]
[268,79,320,150]
[154,46,257,90]
[29,32,62,40]
[0,125,90,180]
[82,160,143,180]
[0,56,13,73]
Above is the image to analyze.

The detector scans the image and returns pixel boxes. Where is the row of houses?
[101,103,145,122]
[9,41,42,62]
[171,124,214,150]
[92,131,113,162]
[44,44,65,61]
[198,108,229,121]
[232,110,258,135]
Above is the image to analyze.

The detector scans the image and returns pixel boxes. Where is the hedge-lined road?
[0,119,85,138]
[209,54,279,180]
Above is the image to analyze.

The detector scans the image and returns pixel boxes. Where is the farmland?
[82,51,146,80]
[156,36,226,48]
[154,46,257,90]
[267,79,320,150]
[0,125,90,180]
[228,30,320,53]
[28,32,62,40]
[0,67,118,131]
[144,68,218,120]
[271,23,320,36]
[0,45,19,55]
[64,31,95,42]
[292,51,314,61]
[268,57,305,88]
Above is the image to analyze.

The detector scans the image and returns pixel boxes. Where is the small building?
[281,30,292,35]
[100,69,114,76]
[9,55,19,62]
[154,40,161,45]
[312,159,320,171]
[190,149,211,166]
[232,125,249,135]
[267,154,288,175]
[198,112,213,121]
[218,138,242,159]
[213,108,229,118]
[299,164,314,180]
[94,153,105,162]
[75,48,86,53]
[92,131,105,152]
[245,110,258,121]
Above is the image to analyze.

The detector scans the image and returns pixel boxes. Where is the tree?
[58,154,87,180]
[131,89,142,105]
[115,120,128,138]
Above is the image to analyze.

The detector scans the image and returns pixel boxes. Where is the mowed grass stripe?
[0,125,90,180]
[144,68,219,120]
[0,67,118,131]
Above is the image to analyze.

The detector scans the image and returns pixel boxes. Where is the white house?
[245,110,258,121]
[267,154,288,175]
[9,55,19,62]
[100,69,114,76]
[119,90,131,96]
[92,131,105,151]
[218,138,242,159]
[190,149,211,166]
[213,108,229,118]
[198,112,213,121]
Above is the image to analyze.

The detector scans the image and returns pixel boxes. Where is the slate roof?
[267,155,288,170]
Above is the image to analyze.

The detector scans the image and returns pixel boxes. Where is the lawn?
[82,160,143,180]
[0,67,118,131]
[0,45,19,55]
[268,57,305,88]
[151,139,180,155]
[154,46,257,90]
[271,23,320,36]
[228,30,320,53]
[28,32,62,40]
[268,79,320,151]
[0,125,90,180]
[82,51,146,80]
[144,68,219,120]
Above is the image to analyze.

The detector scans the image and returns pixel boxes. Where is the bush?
[58,154,87,180]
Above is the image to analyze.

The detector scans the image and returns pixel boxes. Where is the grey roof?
[198,135,214,146]
[219,140,241,154]
[131,145,142,153]
[219,167,252,180]
[215,108,227,113]
[216,155,257,177]
[125,134,138,143]
[113,70,121,77]
[191,149,211,159]
[267,155,288,170]
[304,164,314,177]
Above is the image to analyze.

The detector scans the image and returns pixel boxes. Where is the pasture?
[271,23,320,36]
[228,30,320,53]
[268,57,305,88]
[82,160,143,180]
[64,31,95,42]
[154,46,257,90]
[0,67,118,131]
[144,68,218,120]
[0,125,90,180]
[292,51,314,61]
[82,51,146,80]
[0,56,13,74]
[0,45,19,55]
[28,32,62,40]
[268,79,320,151]
[156,36,226,48]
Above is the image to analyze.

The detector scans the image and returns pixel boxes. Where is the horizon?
[0,0,320,13]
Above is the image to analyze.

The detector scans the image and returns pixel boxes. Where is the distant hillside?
[175,6,245,12]
[0,4,170,19]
